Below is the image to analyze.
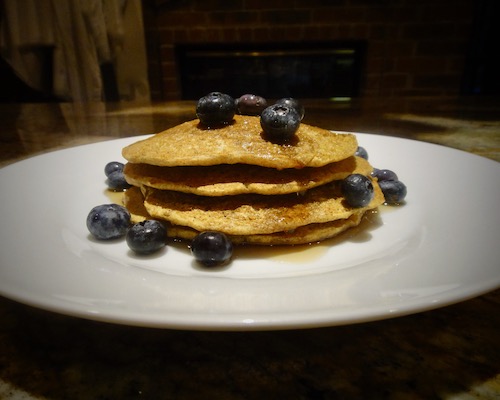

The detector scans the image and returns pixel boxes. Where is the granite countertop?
[0,97,499,399]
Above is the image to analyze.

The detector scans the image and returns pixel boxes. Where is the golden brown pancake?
[141,179,384,236]
[123,156,372,197]
[121,112,384,246]
[167,213,366,245]
[122,115,357,169]
[123,187,368,245]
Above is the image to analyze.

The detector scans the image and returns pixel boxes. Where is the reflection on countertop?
[1,96,499,168]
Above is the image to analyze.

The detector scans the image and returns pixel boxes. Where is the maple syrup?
[104,189,125,205]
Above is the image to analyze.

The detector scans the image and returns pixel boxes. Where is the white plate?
[0,134,499,330]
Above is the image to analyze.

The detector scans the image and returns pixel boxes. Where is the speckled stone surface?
[0,98,499,399]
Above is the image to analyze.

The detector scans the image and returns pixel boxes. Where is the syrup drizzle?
[104,189,125,205]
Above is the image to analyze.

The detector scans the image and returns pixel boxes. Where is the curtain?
[0,0,125,101]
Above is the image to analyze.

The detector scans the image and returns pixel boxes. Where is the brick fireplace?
[176,41,365,99]
[141,0,476,100]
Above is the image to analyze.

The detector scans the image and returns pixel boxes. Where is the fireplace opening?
[176,41,365,100]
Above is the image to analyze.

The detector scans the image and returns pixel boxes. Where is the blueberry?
[371,168,398,182]
[196,92,236,127]
[341,174,374,208]
[355,146,368,160]
[190,231,233,267]
[126,220,167,254]
[86,204,131,240]
[260,104,301,143]
[236,94,267,115]
[275,98,305,120]
[106,170,131,191]
[104,161,124,178]
[379,180,407,204]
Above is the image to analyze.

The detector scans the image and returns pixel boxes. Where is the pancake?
[121,109,386,247]
[123,156,372,197]
[122,185,150,223]
[167,213,366,245]
[141,179,384,236]
[123,187,368,245]
[121,115,357,169]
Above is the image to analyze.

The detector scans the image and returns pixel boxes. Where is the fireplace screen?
[176,42,365,100]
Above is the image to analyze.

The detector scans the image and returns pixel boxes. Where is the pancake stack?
[121,114,384,245]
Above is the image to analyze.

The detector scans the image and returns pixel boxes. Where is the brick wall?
[142,0,476,100]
